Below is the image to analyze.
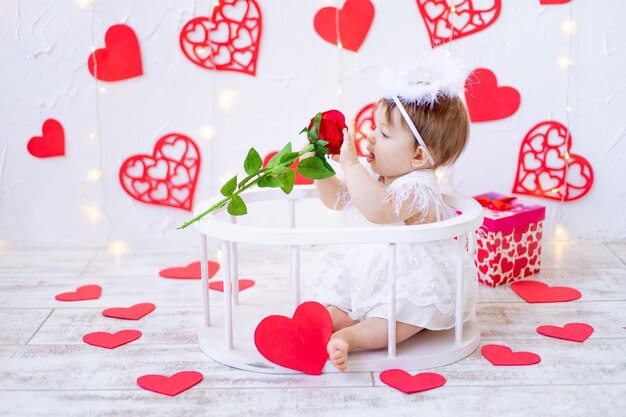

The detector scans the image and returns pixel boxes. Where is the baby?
[309,58,476,372]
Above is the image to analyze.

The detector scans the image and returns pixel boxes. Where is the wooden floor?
[0,240,625,417]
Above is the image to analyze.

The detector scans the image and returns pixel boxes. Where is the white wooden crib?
[193,185,484,373]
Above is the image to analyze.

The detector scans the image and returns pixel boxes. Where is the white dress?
[304,166,477,330]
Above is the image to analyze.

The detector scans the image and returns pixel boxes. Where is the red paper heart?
[88,24,143,81]
[541,0,571,4]
[262,152,312,185]
[27,119,65,158]
[481,344,541,366]
[512,121,594,201]
[119,133,201,211]
[380,370,446,394]
[159,261,220,279]
[536,323,594,342]
[254,301,333,375]
[314,0,375,52]
[465,68,520,122]
[55,285,102,301]
[511,280,582,303]
[180,0,262,76]
[416,0,502,48]
[102,303,156,320]
[137,371,203,396]
[209,279,255,292]
[83,329,142,349]
[354,102,376,156]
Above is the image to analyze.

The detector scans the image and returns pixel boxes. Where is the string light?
[75,0,94,10]
[82,204,103,224]
[0,240,5,251]
[557,55,572,69]
[337,41,343,49]
[336,88,342,96]
[198,125,216,141]
[85,169,103,182]
[99,87,107,93]
[90,46,96,52]
[218,89,238,112]
[450,6,456,13]
[89,132,96,139]
[109,241,129,255]
[215,249,223,262]
[566,106,572,112]
[561,19,576,35]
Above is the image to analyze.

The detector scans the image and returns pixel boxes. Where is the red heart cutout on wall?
[88,24,143,81]
[465,68,520,122]
[314,0,375,52]
[262,152,312,185]
[83,329,142,349]
[137,371,203,396]
[159,261,220,279]
[55,285,102,301]
[254,301,333,375]
[119,133,201,211]
[102,303,156,320]
[354,102,376,156]
[180,0,262,76]
[379,370,446,394]
[209,279,255,292]
[416,0,502,48]
[512,121,594,201]
[27,119,65,158]
[536,322,594,342]
[511,280,582,303]
[481,344,541,366]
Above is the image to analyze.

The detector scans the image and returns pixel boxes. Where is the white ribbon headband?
[391,95,436,166]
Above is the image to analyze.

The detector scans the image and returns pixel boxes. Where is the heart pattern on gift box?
[254,301,333,375]
[511,280,582,303]
[354,102,376,157]
[27,119,65,158]
[512,121,594,201]
[119,133,200,211]
[415,0,502,48]
[465,68,520,122]
[55,285,102,301]
[102,303,156,320]
[88,24,143,81]
[83,329,142,349]
[159,261,220,279]
[380,370,446,394]
[137,371,203,396]
[536,322,594,343]
[314,0,375,52]
[180,0,262,76]
[262,151,312,185]
[209,279,255,292]
[481,344,541,366]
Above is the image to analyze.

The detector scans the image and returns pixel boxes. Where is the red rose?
[308,109,346,154]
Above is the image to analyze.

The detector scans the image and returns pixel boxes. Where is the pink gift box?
[474,192,546,287]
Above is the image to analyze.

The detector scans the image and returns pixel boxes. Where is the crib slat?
[223,240,233,349]
[455,235,465,344]
[387,243,397,358]
[200,234,210,326]
[291,246,300,309]
[230,216,239,305]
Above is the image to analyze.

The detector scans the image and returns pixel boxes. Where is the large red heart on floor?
[262,151,312,185]
[55,285,102,301]
[465,68,520,122]
[512,121,594,201]
[314,0,375,52]
[88,24,143,81]
[416,0,502,48]
[159,261,220,279]
[481,344,541,366]
[511,280,582,303]
[119,133,201,211]
[27,119,65,158]
[102,303,156,320]
[254,301,333,375]
[180,0,262,76]
[541,0,571,4]
[380,370,446,394]
[354,102,376,157]
[137,371,203,396]
[83,329,142,349]
[536,323,594,342]
[209,279,255,292]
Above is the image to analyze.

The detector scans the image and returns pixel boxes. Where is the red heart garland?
[512,121,594,201]
[314,0,375,52]
[465,68,520,122]
[119,133,201,211]
[27,119,65,158]
[82,329,142,349]
[536,323,594,342]
[511,280,582,303]
[137,371,203,396]
[102,303,156,320]
[88,24,143,81]
[262,151,312,185]
[481,344,541,366]
[254,301,333,375]
[540,0,571,4]
[354,102,376,157]
[209,279,255,292]
[55,285,102,301]
[416,0,502,48]
[380,370,446,394]
[179,0,262,76]
[158,261,220,279]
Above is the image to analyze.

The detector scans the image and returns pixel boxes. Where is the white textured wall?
[1,0,625,250]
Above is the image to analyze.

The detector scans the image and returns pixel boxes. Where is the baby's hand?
[331,120,359,170]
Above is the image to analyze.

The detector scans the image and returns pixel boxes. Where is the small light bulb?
[555,224,567,238]
[0,240,6,251]
[86,169,103,182]
[336,88,342,96]
[557,56,572,69]
[82,204,102,224]
[566,106,572,112]
[450,6,456,12]
[337,41,343,49]
[91,46,96,52]
[561,20,576,35]
[435,169,446,181]
[565,152,571,160]
[89,132,96,139]
[99,87,107,93]
[215,249,223,262]
[75,0,94,9]
[199,125,216,141]
[109,241,128,255]
[551,188,559,194]
[218,89,238,112]
[214,1,220,7]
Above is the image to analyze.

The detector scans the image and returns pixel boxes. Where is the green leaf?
[279,151,300,166]
[320,157,336,175]
[267,142,292,169]
[243,148,262,175]
[227,195,247,216]
[279,170,296,194]
[220,175,237,197]
[307,112,322,143]
[316,140,328,146]
[299,126,307,134]
[258,175,284,188]
[297,155,335,180]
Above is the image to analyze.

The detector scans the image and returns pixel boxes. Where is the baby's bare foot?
[327,335,350,372]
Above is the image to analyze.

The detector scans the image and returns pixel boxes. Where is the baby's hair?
[376,95,470,169]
